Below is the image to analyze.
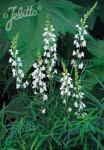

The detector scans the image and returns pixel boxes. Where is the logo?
[3,5,38,31]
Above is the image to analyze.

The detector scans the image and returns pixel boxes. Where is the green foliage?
[0,89,104,149]
[0,1,104,149]
[82,39,104,90]
[88,39,104,62]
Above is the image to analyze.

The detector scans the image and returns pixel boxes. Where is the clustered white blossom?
[43,16,57,77]
[60,63,74,112]
[70,22,88,116]
[31,57,48,109]
[60,72,73,105]
[9,36,28,89]
[59,22,88,116]
[74,100,87,117]
[72,64,87,117]
[73,84,87,117]
[71,24,88,70]
[31,17,58,114]
[60,66,87,116]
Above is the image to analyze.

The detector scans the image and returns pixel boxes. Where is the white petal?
[42,109,46,114]
[78,63,84,69]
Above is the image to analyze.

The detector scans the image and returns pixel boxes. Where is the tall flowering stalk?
[71,2,97,116]
[71,2,97,70]
[43,16,57,78]
[72,24,87,70]
[73,64,87,117]
[31,52,47,114]
[31,16,58,114]
[9,34,28,89]
[71,21,88,70]
[60,61,73,112]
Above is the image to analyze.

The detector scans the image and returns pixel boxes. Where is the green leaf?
[83,65,104,91]
[5,92,28,118]
[88,39,104,58]
[82,39,104,90]
[0,0,81,73]
[97,0,104,23]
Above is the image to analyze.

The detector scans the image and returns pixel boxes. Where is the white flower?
[80,35,84,41]
[33,63,37,68]
[18,69,24,79]
[54,69,57,74]
[9,49,12,53]
[72,93,76,97]
[46,52,50,58]
[17,57,21,62]
[76,42,80,48]
[75,94,79,98]
[78,52,84,59]
[65,88,68,94]
[78,63,84,69]
[73,40,77,45]
[72,50,76,56]
[42,109,46,114]
[74,101,78,107]
[71,59,76,66]
[43,95,48,101]
[74,34,79,39]
[79,92,85,99]
[9,36,27,89]
[80,101,86,109]
[76,24,80,28]
[41,66,45,71]
[34,91,37,95]
[75,111,79,116]
[44,58,48,64]
[68,107,72,112]
[67,91,71,96]
[44,39,49,44]
[73,83,86,116]
[52,59,55,66]
[49,66,52,72]
[51,37,56,42]
[71,22,87,115]
[81,40,86,47]
[9,58,13,63]
[16,84,21,89]
[60,71,73,99]
[63,99,66,105]
[12,68,16,77]
[43,17,57,78]
[70,84,73,89]
[20,72,24,78]
[17,78,21,83]
[83,29,88,35]
[18,62,22,67]
[40,88,44,93]
[44,45,49,50]
[31,58,47,102]
[61,90,64,96]
[12,61,17,66]
[71,23,88,70]
[80,52,84,57]
[23,81,29,89]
